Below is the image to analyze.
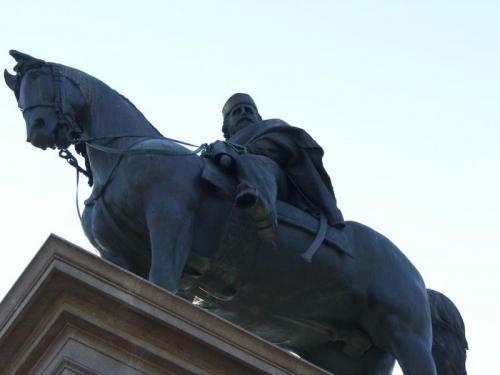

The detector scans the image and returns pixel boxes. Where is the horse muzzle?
[27,130,55,150]
[27,119,75,150]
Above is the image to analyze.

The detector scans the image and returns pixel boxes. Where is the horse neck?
[67,68,161,186]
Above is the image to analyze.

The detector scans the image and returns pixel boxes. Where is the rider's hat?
[222,93,258,119]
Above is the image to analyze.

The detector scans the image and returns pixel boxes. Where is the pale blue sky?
[1,1,498,373]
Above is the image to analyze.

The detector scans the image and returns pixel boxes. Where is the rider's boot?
[235,183,277,243]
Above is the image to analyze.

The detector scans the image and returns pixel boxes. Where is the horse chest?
[82,195,150,266]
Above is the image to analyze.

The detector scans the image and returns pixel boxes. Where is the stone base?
[0,234,328,374]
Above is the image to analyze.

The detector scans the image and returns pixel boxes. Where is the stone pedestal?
[0,235,328,374]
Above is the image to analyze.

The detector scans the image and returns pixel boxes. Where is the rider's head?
[221,93,262,139]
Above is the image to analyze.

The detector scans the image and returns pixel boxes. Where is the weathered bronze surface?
[204,92,344,244]
[4,50,468,375]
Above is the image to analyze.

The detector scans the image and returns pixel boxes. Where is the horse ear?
[9,50,36,64]
[9,50,45,73]
[4,69,16,91]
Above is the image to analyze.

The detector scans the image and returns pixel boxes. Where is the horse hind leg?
[302,341,395,375]
[378,314,437,375]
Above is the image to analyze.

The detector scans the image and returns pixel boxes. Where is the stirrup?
[235,184,258,208]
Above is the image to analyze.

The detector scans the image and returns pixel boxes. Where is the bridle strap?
[19,103,59,113]
[75,136,207,217]
[18,64,62,113]
[18,64,82,138]
[84,139,207,156]
[18,64,209,219]
[79,134,202,149]
[58,148,91,223]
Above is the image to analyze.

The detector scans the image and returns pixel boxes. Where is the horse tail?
[427,289,468,374]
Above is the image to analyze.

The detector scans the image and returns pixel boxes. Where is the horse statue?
[4,50,468,375]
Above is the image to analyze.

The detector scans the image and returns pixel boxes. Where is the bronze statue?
[204,93,343,243]
[5,50,468,375]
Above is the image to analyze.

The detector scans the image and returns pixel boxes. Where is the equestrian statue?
[4,50,468,375]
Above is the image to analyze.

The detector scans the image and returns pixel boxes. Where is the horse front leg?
[145,197,195,292]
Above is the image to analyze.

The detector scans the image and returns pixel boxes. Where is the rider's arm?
[246,138,290,166]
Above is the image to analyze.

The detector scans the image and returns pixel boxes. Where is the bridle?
[16,63,92,176]
[17,64,83,137]
[18,63,207,152]
[15,63,328,261]
[16,63,208,221]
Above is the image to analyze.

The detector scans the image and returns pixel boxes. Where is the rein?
[61,134,207,223]
[58,148,89,221]
[18,64,80,136]
[80,135,208,156]
[17,63,209,222]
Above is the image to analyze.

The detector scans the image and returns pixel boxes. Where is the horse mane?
[117,93,164,138]
[10,54,164,140]
[57,64,164,139]
[13,57,45,76]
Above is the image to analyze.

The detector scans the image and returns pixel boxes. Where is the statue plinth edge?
[0,234,329,375]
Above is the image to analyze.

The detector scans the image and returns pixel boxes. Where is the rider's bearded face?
[224,104,261,138]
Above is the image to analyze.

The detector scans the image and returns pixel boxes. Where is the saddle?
[200,158,351,258]
[179,159,352,304]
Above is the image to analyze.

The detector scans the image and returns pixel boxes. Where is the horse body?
[80,136,428,374]
[5,50,467,375]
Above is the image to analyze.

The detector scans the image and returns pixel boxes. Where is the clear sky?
[0,1,498,373]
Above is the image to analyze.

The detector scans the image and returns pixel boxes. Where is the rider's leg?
[234,154,279,242]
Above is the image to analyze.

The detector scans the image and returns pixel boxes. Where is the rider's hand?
[219,154,233,168]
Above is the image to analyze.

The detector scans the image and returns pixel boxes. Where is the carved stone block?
[0,234,328,375]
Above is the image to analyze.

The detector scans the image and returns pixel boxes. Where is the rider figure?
[205,93,344,242]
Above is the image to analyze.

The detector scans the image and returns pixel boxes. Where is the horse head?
[4,50,86,150]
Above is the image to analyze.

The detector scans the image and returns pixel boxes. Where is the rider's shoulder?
[260,118,291,128]
[259,119,313,141]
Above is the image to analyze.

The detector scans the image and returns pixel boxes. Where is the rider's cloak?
[228,119,344,226]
